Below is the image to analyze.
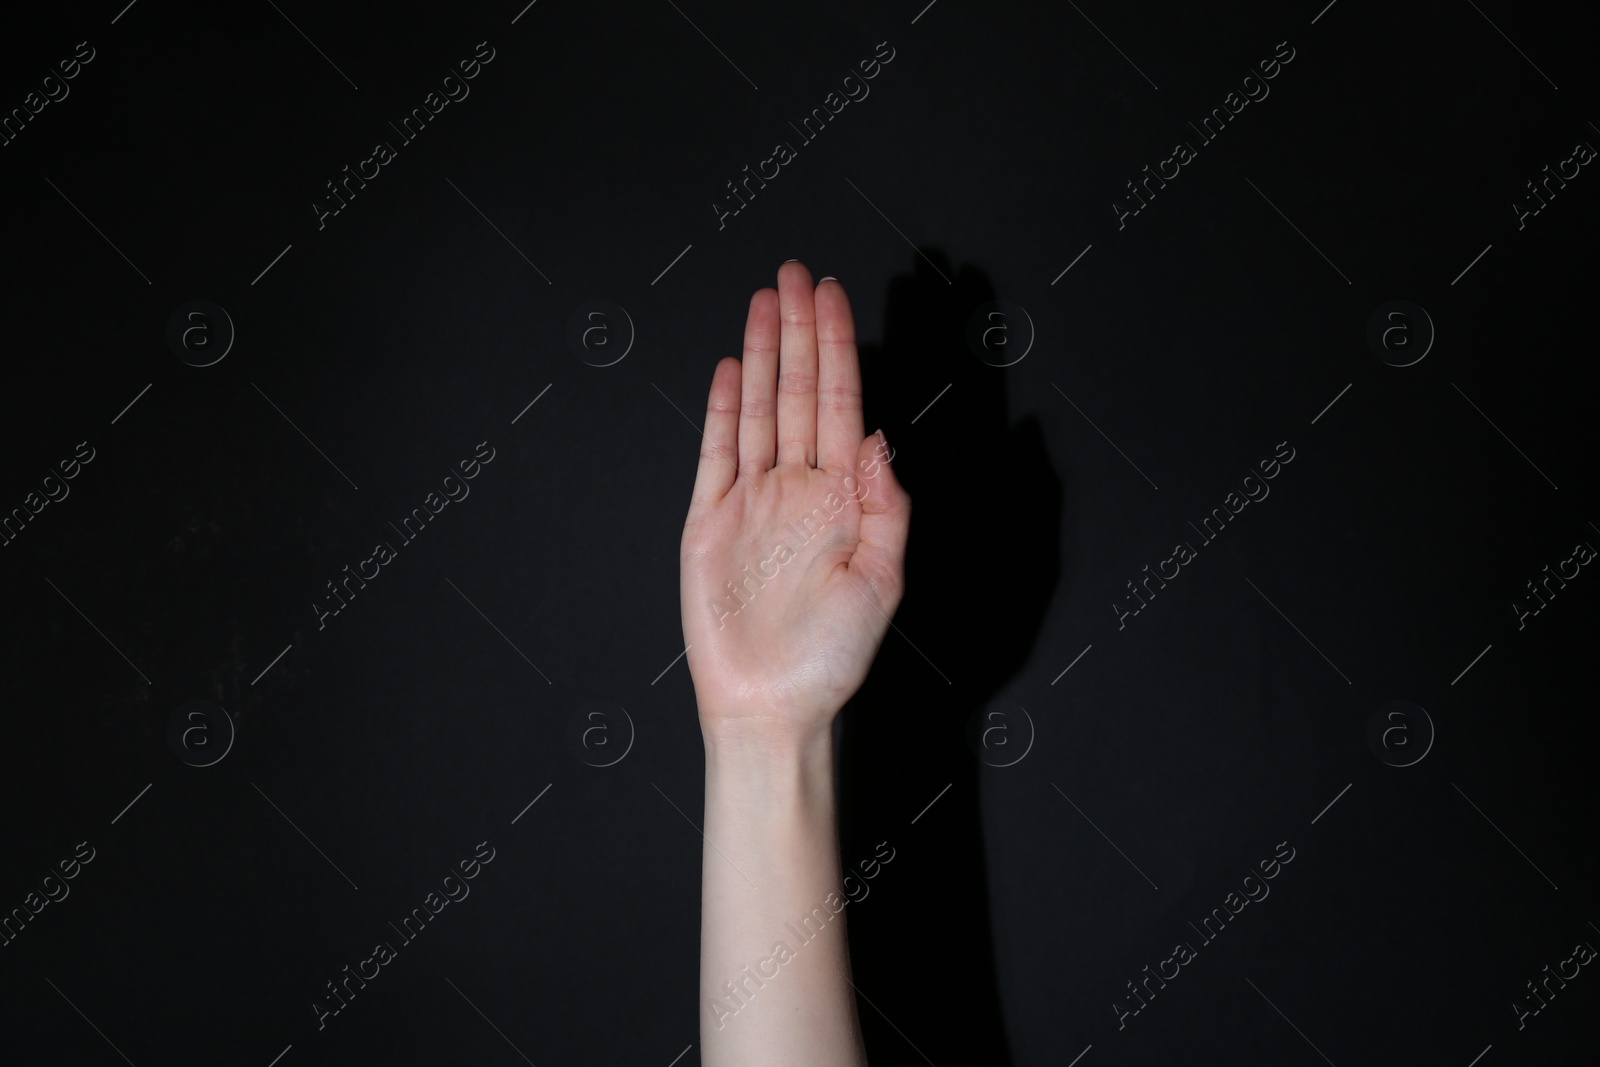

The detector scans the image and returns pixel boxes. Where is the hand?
[679,261,911,742]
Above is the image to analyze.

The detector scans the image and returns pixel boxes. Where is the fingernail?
[783,258,799,263]
[819,276,838,283]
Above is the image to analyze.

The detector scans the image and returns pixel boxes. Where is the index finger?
[815,278,864,473]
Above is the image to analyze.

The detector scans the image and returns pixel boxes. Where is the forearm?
[698,719,867,1066]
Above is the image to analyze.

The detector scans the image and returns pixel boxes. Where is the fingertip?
[777,260,814,292]
[815,281,856,340]
[746,289,778,341]
[711,354,742,391]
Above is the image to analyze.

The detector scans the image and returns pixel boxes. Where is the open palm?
[680,262,910,738]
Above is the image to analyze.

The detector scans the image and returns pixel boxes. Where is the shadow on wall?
[840,249,1070,1065]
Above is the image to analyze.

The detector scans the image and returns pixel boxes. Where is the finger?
[738,288,780,474]
[775,260,819,467]
[814,278,864,473]
[848,430,910,599]
[690,356,742,507]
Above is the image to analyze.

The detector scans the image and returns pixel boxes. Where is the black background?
[1,1,1596,1064]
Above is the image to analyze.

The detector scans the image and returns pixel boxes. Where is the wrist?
[702,715,835,801]
[696,690,842,747]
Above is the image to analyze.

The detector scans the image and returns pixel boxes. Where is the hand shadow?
[839,250,1069,1065]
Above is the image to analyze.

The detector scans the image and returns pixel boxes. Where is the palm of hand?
[679,263,909,738]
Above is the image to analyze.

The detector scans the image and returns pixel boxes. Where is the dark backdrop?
[2,1,1596,1064]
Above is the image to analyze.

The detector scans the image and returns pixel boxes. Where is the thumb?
[849,429,910,599]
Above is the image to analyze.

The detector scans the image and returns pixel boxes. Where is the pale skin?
[680,261,911,1066]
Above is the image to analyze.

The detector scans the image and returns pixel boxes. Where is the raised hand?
[679,261,911,741]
